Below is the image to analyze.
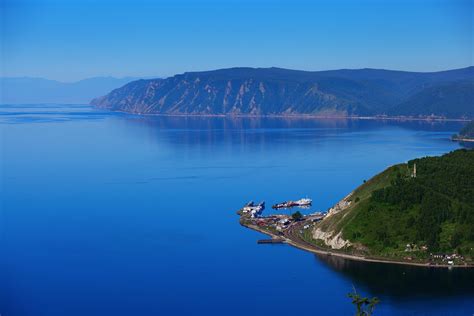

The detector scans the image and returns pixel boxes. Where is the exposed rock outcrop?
[312,228,351,249]
[91,67,474,118]
[325,193,352,218]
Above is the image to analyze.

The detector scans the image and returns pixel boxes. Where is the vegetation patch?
[320,149,474,262]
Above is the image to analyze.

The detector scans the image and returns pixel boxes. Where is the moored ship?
[241,201,265,218]
[272,198,312,209]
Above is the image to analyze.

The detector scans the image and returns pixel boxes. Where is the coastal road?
[283,218,330,254]
[279,218,471,268]
[242,215,471,268]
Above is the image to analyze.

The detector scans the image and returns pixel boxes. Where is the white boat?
[242,201,265,217]
[295,198,312,206]
[273,198,312,209]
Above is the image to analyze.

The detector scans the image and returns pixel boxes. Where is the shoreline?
[452,137,474,143]
[241,221,474,269]
[96,108,472,122]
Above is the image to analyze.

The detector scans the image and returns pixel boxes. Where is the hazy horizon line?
[2,64,473,83]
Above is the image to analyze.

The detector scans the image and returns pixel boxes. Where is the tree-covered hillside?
[322,150,474,261]
[392,80,474,119]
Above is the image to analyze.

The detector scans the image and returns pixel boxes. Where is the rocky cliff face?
[312,228,352,250]
[91,67,474,118]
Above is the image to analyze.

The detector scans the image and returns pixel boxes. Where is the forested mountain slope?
[91,67,474,118]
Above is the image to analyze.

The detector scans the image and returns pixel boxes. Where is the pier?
[257,238,285,244]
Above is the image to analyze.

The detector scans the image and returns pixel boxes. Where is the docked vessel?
[272,198,312,209]
[241,201,265,218]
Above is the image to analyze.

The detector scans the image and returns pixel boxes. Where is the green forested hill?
[322,149,474,261]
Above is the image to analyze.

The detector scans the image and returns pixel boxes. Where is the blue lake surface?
[1,104,473,316]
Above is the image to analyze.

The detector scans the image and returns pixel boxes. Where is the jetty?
[257,238,285,244]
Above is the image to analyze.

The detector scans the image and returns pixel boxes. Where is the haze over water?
[1,104,473,315]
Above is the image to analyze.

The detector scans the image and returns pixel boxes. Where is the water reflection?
[119,114,465,152]
[315,254,474,299]
[126,114,464,132]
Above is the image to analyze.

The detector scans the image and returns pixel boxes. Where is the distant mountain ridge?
[91,67,474,118]
[0,76,143,104]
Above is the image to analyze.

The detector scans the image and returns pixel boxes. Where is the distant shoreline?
[241,221,474,269]
[452,137,474,143]
[104,109,472,122]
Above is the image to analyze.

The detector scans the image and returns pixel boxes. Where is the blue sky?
[1,0,472,81]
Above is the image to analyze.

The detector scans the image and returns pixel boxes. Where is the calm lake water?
[1,104,473,316]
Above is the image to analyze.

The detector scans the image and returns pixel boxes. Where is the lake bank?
[240,217,474,269]
[452,137,474,142]
[95,108,472,122]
